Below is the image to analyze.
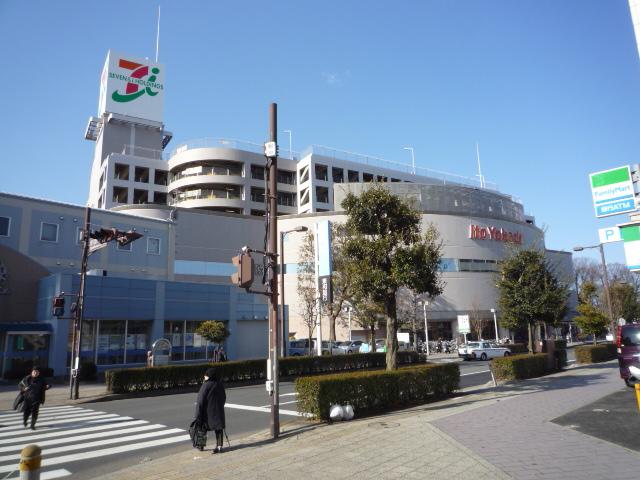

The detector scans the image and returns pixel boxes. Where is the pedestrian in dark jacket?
[19,366,51,430]
[195,367,226,453]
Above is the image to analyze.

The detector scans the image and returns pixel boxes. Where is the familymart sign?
[589,166,636,218]
[620,224,640,272]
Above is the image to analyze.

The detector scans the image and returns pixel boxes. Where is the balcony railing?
[122,145,164,160]
[169,166,243,183]
[169,190,242,204]
[170,137,299,161]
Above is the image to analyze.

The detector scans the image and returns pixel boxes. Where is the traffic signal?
[117,230,143,247]
[231,252,254,289]
[52,295,65,317]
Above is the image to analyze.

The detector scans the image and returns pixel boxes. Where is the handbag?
[189,420,208,451]
[13,392,24,412]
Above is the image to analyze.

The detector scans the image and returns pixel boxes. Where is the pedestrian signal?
[52,295,65,317]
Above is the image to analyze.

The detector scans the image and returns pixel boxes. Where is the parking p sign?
[598,227,622,244]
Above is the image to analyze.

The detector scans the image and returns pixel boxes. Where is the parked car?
[338,340,363,354]
[322,341,345,355]
[458,341,510,361]
[288,339,311,356]
[617,323,640,387]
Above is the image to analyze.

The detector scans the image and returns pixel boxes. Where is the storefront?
[0,323,52,378]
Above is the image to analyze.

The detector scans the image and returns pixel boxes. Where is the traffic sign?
[589,166,637,218]
[598,227,622,244]
[457,314,470,334]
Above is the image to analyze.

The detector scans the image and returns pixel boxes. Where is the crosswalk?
[0,405,190,479]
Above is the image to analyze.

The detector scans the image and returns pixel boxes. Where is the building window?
[0,216,10,237]
[250,209,265,217]
[147,237,161,255]
[114,163,129,180]
[315,164,328,181]
[332,168,344,183]
[316,186,329,204]
[348,170,359,182]
[76,227,84,245]
[126,320,152,363]
[135,166,149,183]
[97,320,125,365]
[164,320,185,361]
[133,189,149,204]
[277,169,296,185]
[251,187,265,203]
[251,164,265,180]
[154,170,168,186]
[153,192,167,205]
[117,240,132,252]
[363,173,374,182]
[113,186,128,203]
[277,191,297,207]
[40,222,58,242]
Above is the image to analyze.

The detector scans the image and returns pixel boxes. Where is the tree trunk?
[527,323,533,354]
[370,325,376,352]
[329,312,336,342]
[308,328,313,355]
[385,295,399,371]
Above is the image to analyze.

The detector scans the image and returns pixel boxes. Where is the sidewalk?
[94,361,638,480]
[0,382,108,409]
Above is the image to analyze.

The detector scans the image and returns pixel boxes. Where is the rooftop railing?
[169,137,299,161]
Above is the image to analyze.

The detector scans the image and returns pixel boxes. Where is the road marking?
[460,370,491,377]
[0,428,185,463]
[0,414,120,435]
[0,423,162,453]
[225,402,309,417]
[279,393,297,397]
[0,406,78,418]
[259,400,298,408]
[1,410,105,426]
[0,435,191,473]
[0,418,139,445]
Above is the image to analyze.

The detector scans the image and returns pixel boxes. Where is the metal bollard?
[635,384,640,413]
[19,444,41,480]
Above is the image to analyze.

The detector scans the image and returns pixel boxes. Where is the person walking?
[195,367,226,453]
[19,366,51,430]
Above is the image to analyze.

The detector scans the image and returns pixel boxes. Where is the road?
[0,357,547,479]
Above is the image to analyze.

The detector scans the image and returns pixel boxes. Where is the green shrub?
[105,351,424,393]
[575,344,617,364]
[295,363,459,420]
[490,353,549,381]
[504,343,528,354]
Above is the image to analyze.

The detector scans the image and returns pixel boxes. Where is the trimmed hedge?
[490,353,549,381]
[295,363,460,420]
[105,351,423,394]
[575,344,617,364]
[552,340,567,370]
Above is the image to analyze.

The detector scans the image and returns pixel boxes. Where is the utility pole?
[266,103,280,438]
[70,206,91,400]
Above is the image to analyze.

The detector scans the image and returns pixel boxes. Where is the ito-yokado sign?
[468,224,522,244]
[98,51,164,123]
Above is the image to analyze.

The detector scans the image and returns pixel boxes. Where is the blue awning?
[0,323,53,333]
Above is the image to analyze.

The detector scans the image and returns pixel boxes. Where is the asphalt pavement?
[0,359,501,479]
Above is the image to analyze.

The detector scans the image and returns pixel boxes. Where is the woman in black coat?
[195,367,226,453]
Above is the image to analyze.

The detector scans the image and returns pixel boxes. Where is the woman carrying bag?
[194,367,227,453]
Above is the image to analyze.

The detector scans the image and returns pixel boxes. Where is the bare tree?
[397,288,422,348]
[297,280,318,355]
[469,302,486,341]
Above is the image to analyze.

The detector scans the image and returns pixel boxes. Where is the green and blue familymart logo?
[589,166,636,218]
[111,58,163,103]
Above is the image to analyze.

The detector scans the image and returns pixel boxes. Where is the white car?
[458,341,510,361]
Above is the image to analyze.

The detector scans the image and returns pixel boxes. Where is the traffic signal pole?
[70,206,91,400]
[267,103,280,438]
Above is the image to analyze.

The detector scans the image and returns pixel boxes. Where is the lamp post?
[403,147,415,175]
[283,129,293,160]
[573,243,615,336]
[280,225,308,356]
[419,300,429,355]
[490,308,499,341]
[343,303,352,342]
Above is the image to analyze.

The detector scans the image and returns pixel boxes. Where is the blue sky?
[1,0,639,265]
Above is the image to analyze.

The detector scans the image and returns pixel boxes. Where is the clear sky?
[1,1,639,265]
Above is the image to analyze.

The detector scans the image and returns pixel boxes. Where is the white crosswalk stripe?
[0,405,190,478]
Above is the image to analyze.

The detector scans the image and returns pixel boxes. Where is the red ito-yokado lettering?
[469,225,522,244]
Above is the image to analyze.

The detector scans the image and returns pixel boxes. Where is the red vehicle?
[617,324,640,387]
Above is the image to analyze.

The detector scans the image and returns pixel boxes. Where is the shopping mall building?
[0,51,573,377]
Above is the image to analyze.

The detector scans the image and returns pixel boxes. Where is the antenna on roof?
[155,5,161,63]
[475,142,486,189]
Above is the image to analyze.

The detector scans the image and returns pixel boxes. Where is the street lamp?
[573,243,615,336]
[343,303,353,342]
[403,147,415,175]
[419,300,429,355]
[280,225,308,356]
[283,130,293,160]
[490,308,499,341]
